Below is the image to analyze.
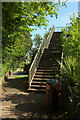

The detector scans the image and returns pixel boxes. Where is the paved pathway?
[1,74,63,120]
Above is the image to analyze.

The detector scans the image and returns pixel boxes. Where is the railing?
[55,26,73,32]
[55,27,66,32]
[29,25,55,88]
[66,23,72,32]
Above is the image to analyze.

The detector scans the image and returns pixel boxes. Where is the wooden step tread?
[33,78,50,81]
[32,81,46,84]
[37,69,59,71]
[44,48,61,50]
[35,71,57,75]
[38,64,59,66]
[33,77,56,81]
[37,67,59,70]
[43,51,61,54]
[28,88,46,92]
[39,61,60,63]
[31,85,46,88]
[34,75,56,78]
[40,58,60,60]
[36,69,59,72]
[38,66,59,68]
[42,54,61,56]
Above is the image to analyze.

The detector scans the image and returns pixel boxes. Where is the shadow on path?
[4,73,29,92]
[13,71,27,75]
[2,72,63,119]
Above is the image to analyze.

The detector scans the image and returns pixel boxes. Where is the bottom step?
[27,88,46,92]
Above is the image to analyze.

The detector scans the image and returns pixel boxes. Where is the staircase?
[28,26,62,92]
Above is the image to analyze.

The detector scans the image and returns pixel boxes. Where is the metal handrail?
[55,27,66,32]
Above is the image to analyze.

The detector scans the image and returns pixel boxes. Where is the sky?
[30,1,79,39]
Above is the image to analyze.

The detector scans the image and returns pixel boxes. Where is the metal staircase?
[28,26,63,92]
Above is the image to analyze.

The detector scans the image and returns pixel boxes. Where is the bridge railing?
[55,27,66,32]
[29,25,55,88]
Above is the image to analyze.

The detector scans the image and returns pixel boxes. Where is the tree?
[2,1,67,48]
[59,13,80,97]
[2,1,67,72]
[2,2,33,71]
[33,34,42,50]
[61,13,80,58]
[43,27,51,38]
[28,34,42,64]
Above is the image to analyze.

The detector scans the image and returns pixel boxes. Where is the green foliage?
[59,13,80,96]
[61,13,80,58]
[43,28,51,38]
[2,2,33,73]
[2,33,32,72]
[57,56,80,115]
[57,56,80,86]
[2,64,9,76]
[2,1,67,74]
[15,75,28,79]
[33,34,42,49]
[24,62,31,74]
[28,34,43,64]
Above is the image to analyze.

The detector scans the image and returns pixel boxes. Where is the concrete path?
[1,74,63,120]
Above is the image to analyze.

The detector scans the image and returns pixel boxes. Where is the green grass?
[15,75,28,79]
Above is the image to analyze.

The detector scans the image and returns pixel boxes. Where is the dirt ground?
[1,73,63,120]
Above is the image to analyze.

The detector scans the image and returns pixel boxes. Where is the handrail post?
[29,69,31,89]
[60,52,63,70]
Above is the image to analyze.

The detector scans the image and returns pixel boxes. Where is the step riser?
[43,51,62,54]
[31,87,46,89]
[41,55,61,57]
[44,50,61,52]
[39,63,59,65]
[42,53,61,56]
[34,75,59,78]
[39,63,60,65]
[28,88,46,92]
[41,55,60,58]
[40,57,60,60]
[39,60,60,63]
[36,68,59,72]
[35,73,58,75]
[33,80,47,82]
[49,46,61,48]
[37,69,59,71]
[39,60,60,62]
[48,46,61,47]
[33,76,57,81]
[34,76,56,78]
[37,66,59,68]
[38,65,59,67]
